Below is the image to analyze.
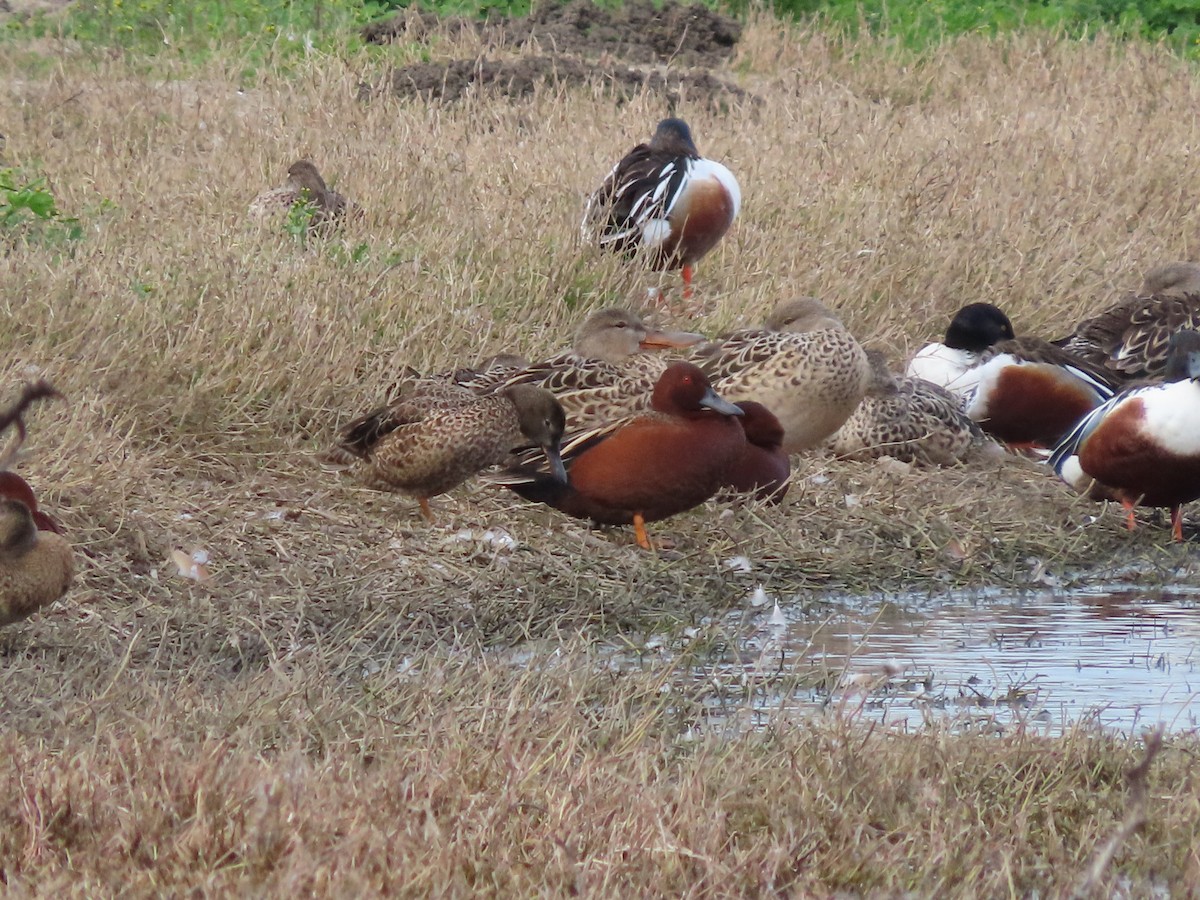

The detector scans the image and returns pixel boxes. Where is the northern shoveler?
[1050,329,1200,541]
[827,350,998,466]
[722,401,790,503]
[499,307,706,429]
[581,118,741,297]
[693,298,871,454]
[329,384,568,522]
[249,160,355,231]
[907,302,1119,448]
[1053,262,1200,381]
[494,362,746,549]
[0,493,73,626]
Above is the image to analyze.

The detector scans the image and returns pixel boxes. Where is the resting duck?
[694,298,871,453]
[1050,329,1200,541]
[581,118,741,296]
[0,379,73,625]
[494,362,746,549]
[827,350,998,466]
[907,302,1118,448]
[722,401,790,503]
[1053,262,1200,381]
[0,491,74,626]
[248,160,355,231]
[329,384,567,522]
[498,307,705,429]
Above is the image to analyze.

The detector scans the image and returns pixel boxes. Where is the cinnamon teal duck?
[494,362,746,549]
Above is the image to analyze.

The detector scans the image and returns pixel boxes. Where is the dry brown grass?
[3,12,1200,894]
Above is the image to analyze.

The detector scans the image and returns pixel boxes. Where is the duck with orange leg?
[327,384,568,523]
[1049,329,1200,541]
[581,118,740,300]
[907,302,1119,450]
[494,362,746,550]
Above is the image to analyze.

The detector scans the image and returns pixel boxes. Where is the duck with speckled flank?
[496,307,706,429]
[827,350,999,466]
[1053,262,1200,382]
[249,160,355,231]
[330,385,568,523]
[693,298,871,454]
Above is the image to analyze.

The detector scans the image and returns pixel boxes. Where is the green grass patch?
[0,166,83,250]
[771,0,1200,58]
[5,0,1200,63]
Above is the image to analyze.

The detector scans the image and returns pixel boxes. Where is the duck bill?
[699,387,743,417]
[542,445,569,484]
[638,329,707,351]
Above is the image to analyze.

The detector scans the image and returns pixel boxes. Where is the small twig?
[0,380,63,471]
[1073,726,1164,897]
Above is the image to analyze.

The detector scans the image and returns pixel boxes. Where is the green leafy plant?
[0,167,83,247]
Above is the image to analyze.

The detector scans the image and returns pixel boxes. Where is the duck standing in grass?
[694,298,871,453]
[1050,330,1200,541]
[494,362,746,550]
[249,160,354,232]
[1053,261,1200,381]
[827,350,998,466]
[581,118,740,298]
[497,307,706,429]
[327,385,568,523]
[907,302,1118,449]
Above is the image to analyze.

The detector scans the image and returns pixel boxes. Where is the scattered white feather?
[724,555,753,573]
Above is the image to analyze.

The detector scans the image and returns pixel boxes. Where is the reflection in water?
[684,586,1200,735]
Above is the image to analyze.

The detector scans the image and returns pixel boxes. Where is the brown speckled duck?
[693,298,871,453]
[499,307,705,429]
[1053,262,1200,382]
[0,382,72,626]
[330,384,567,522]
[827,350,999,466]
[0,493,73,626]
[249,160,354,231]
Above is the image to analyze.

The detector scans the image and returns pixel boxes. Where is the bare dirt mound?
[363,52,751,108]
[361,0,748,105]
[363,0,742,69]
